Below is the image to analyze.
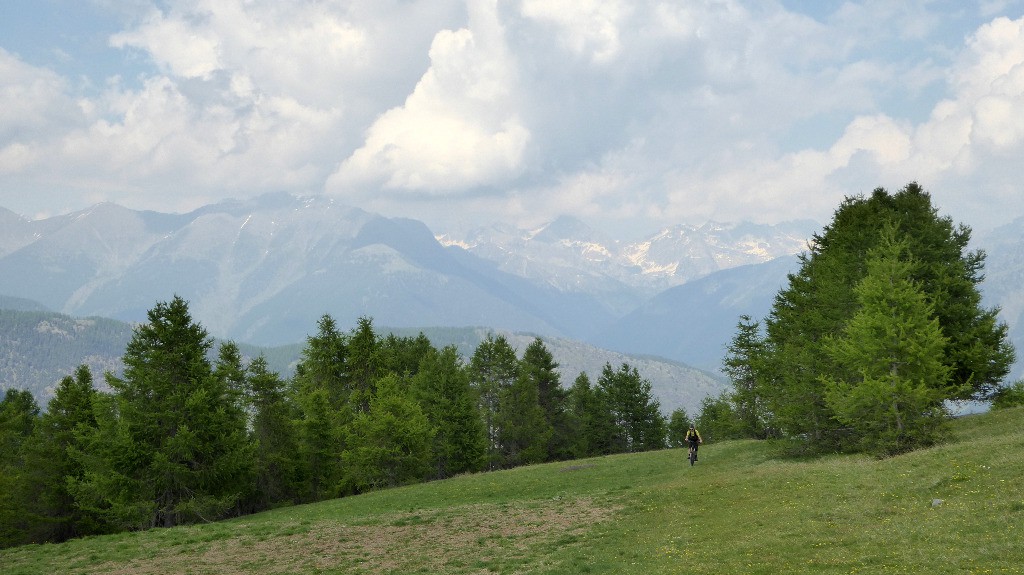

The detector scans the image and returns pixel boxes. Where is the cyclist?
[685,424,703,462]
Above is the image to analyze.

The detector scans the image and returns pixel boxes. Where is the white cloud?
[0,49,83,170]
[111,11,223,80]
[4,1,1024,233]
[328,0,529,195]
[520,0,629,64]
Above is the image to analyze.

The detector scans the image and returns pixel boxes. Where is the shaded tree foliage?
[343,374,434,490]
[722,315,770,439]
[666,408,692,449]
[519,338,572,461]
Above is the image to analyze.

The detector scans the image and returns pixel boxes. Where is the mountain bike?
[688,442,698,466]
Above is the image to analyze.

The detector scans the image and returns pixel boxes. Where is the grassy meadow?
[3,407,1023,574]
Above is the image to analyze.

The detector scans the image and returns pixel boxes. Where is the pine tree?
[0,389,40,546]
[213,341,249,413]
[412,346,486,478]
[495,368,551,467]
[346,316,382,413]
[20,366,101,542]
[597,363,666,453]
[567,373,601,457]
[294,314,349,408]
[292,314,350,500]
[467,334,519,469]
[694,393,742,443]
[69,296,255,530]
[343,374,434,490]
[759,183,1014,452]
[723,315,770,438]
[246,355,301,509]
[823,227,956,456]
[379,332,434,379]
[519,338,572,461]
[296,387,345,501]
[666,408,691,449]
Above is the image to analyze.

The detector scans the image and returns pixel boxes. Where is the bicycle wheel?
[689,448,695,466]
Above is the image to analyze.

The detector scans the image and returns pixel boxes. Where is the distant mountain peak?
[529,215,598,243]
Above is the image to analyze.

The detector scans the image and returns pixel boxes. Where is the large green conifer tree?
[20,366,101,542]
[343,374,434,490]
[723,315,769,439]
[246,355,301,509]
[823,228,956,455]
[71,296,255,529]
[759,183,1014,452]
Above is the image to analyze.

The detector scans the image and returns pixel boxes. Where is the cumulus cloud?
[3,1,1024,232]
[748,15,1024,222]
[328,0,529,195]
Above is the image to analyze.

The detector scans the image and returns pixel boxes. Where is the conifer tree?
[823,228,956,455]
[597,363,666,453]
[0,389,40,546]
[379,332,434,379]
[495,368,551,467]
[412,346,486,478]
[694,393,743,443]
[346,316,382,413]
[292,314,350,500]
[519,338,572,461]
[296,387,345,501]
[20,366,101,542]
[213,341,249,412]
[246,356,301,509]
[758,183,1014,452]
[70,296,255,529]
[567,373,606,457]
[723,315,770,438]
[294,314,349,408]
[468,334,519,469]
[666,408,692,449]
[343,374,434,490]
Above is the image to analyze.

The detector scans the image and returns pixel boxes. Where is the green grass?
[4,408,1024,574]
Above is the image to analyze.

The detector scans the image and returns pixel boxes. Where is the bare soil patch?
[80,496,618,574]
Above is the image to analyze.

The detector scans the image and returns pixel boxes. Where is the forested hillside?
[0,310,131,398]
[0,297,678,547]
[0,306,722,413]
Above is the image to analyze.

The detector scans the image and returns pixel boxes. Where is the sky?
[2,0,1024,238]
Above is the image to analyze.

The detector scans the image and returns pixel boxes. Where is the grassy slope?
[4,408,1023,575]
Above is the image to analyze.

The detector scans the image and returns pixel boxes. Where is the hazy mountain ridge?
[0,308,724,415]
[0,194,617,346]
[2,194,1022,395]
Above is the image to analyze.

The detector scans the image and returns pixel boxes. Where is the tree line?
[705,183,1017,455]
[0,298,673,547]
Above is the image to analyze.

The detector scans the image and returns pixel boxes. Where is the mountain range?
[2,192,1022,407]
[0,193,812,348]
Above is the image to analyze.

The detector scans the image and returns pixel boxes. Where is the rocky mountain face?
[3,193,1020,391]
[0,195,815,346]
[0,194,617,346]
[437,216,816,314]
